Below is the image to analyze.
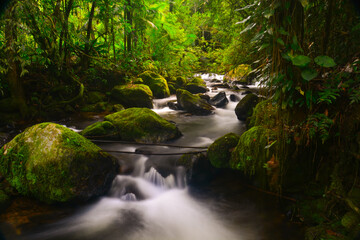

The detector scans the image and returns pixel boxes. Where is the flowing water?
[5,74,303,240]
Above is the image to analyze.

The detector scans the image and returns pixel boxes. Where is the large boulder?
[209,91,229,108]
[86,91,106,104]
[0,123,118,204]
[81,108,182,143]
[235,93,259,121]
[176,89,214,115]
[208,133,240,168]
[111,84,153,109]
[138,71,170,99]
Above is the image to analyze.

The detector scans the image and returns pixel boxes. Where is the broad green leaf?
[314,56,336,68]
[301,68,318,81]
[263,9,274,19]
[291,55,311,67]
[279,27,289,36]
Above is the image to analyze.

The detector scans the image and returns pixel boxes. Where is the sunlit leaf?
[314,56,336,68]
[236,16,251,25]
[240,23,256,34]
[299,0,309,8]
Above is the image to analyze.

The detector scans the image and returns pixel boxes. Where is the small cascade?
[144,167,176,189]
[120,193,137,201]
[132,156,148,177]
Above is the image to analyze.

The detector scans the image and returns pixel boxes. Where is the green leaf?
[259,43,270,51]
[277,38,285,46]
[240,23,257,34]
[314,56,337,68]
[291,55,311,67]
[301,68,318,81]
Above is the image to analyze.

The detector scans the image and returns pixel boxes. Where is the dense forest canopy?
[1,1,360,239]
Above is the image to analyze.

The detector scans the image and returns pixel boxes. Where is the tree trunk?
[5,1,28,118]
[82,0,97,70]
[323,0,335,55]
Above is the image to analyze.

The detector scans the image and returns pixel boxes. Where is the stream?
[3,74,303,240]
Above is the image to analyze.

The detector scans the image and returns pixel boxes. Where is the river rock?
[138,71,170,99]
[167,101,179,110]
[209,92,229,108]
[208,133,240,168]
[199,94,210,102]
[82,108,182,143]
[176,153,217,185]
[0,123,118,204]
[230,94,240,102]
[235,93,259,121]
[241,90,253,95]
[176,89,214,115]
[185,84,208,94]
[111,84,153,109]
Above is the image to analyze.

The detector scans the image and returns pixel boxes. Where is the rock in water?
[82,108,182,143]
[209,91,229,108]
[208,133,240,168]
[111,84,153,109]
[0,123,118,204]
[176,89,214,115]
[235,93,259,121]
[138,71,170,99]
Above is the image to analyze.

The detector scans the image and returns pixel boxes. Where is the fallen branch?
[101,149,207,155]
[90,139,209,149]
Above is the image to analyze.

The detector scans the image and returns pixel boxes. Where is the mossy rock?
[189,77,206,87]
[80,102,108,112]
[248,99,277,128]
[235,93,260,121]
[81,121,116,137]
[82,108,182,143]
[86,91,106,104]
[185,83,208,94]
[0,123,118,204]
[176,76,187,87]
[208,133,240,168]
[230,126,275,186]
[176,89,214,115]
[111,84,153,109]
[138,71,170,99]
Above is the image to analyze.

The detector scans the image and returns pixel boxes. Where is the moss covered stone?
[189,77,206,87]
[208,133,240,168]
[81,121,116,137]
[235,93,260,121]
[138,71,170,99]
[230,126,275,181]
[176,89,214,115]
[0,123,118,204]
[248,99,277,128]
[111,84,153,108]
[82,108,182,143]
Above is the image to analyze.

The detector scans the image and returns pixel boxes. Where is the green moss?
[103,108,182,143]
[81,121,116,138]
[176,89,214,115]
[248,99,277,128]
[176,76,187,87]
[208,133,240,168]
[111,84,153,108]
[0,123,117,203]
[138,71,170,99]
[230,126,275,175]
[189,77,206,87]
